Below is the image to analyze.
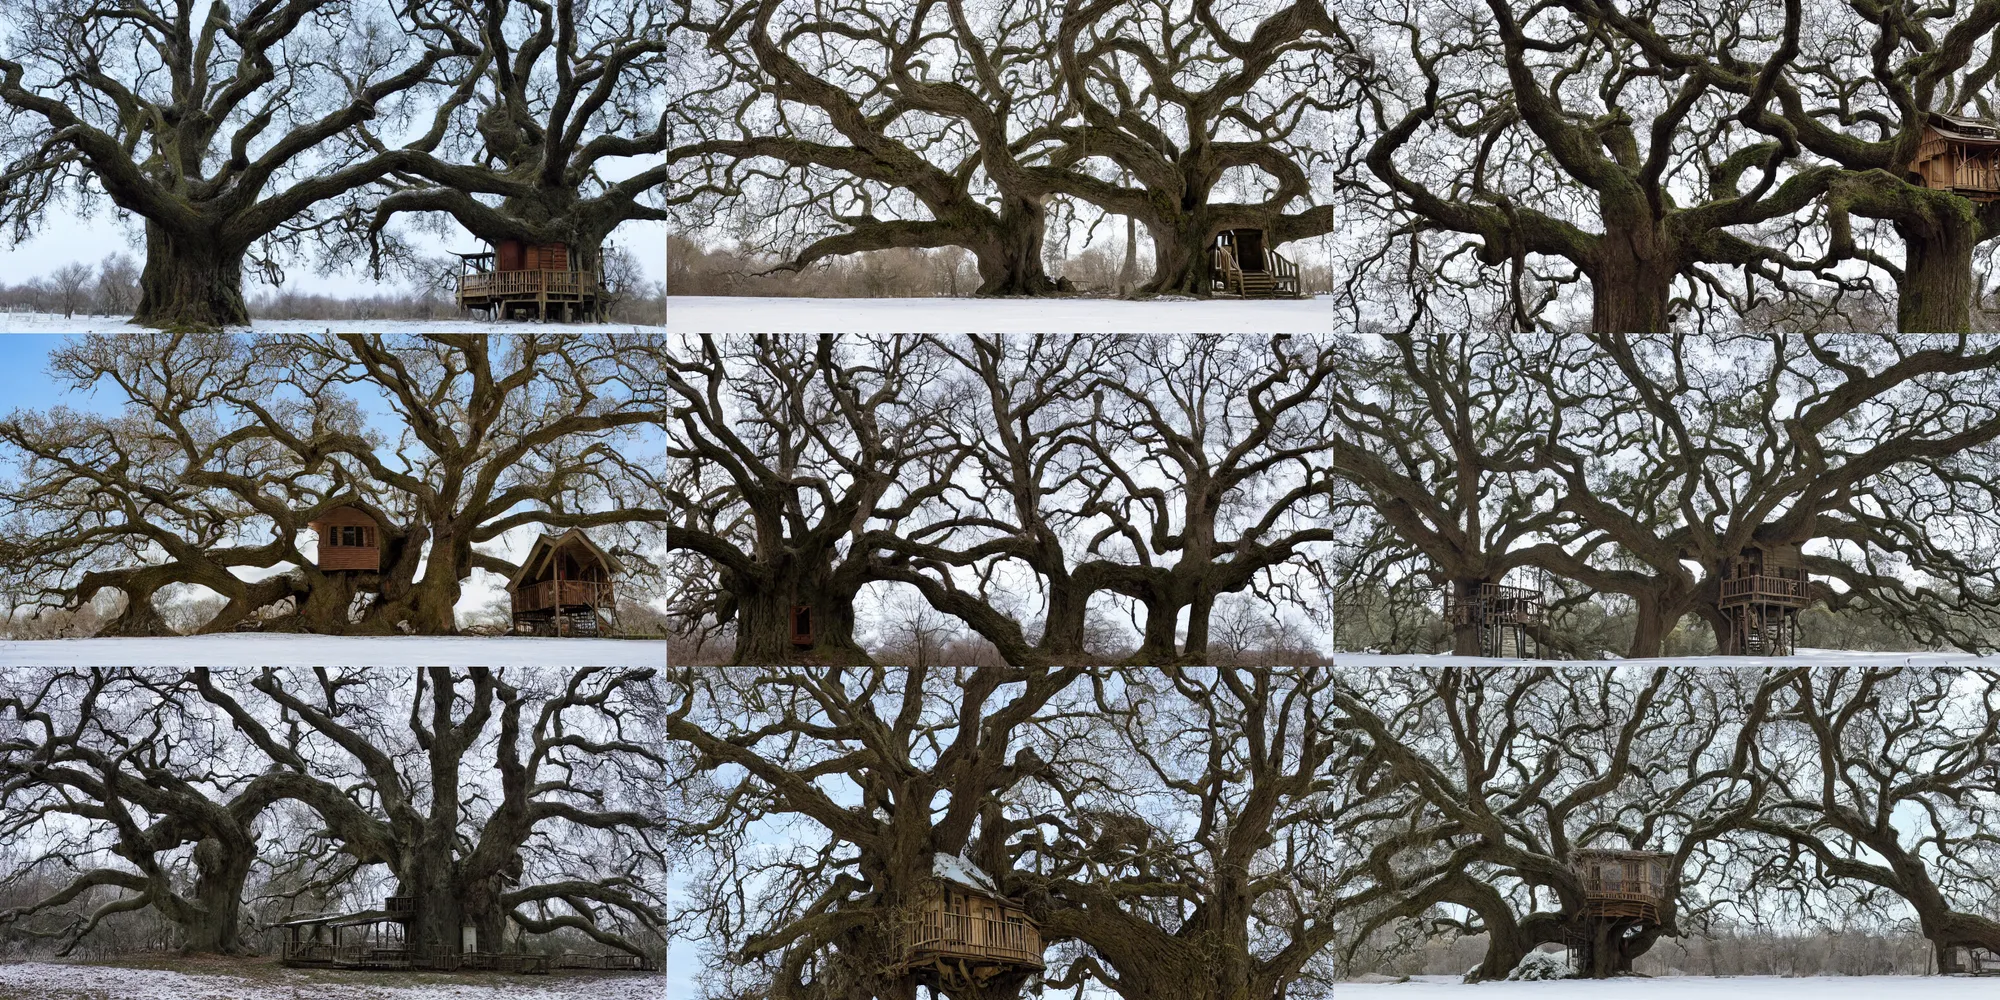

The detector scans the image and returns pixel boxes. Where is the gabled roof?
[506,528,621,593]
[932,852,1000,895]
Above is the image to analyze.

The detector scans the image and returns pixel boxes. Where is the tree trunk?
[1141,217,1212,297]
[972,196,1055,295]
[1626,595,1680,658]
[1450,578,1484,656]
[1896,215,1976,333]
[729,566,871,665]
[178,837,252,953]
[1588,230,1674,334]
[135,222,249,330]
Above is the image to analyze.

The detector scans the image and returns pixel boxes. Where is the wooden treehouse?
[901,854,1045,992]
[1442,581,1545,658]
[310,505,383,572]
[1207,228,1302,298]
[507,529,618,637]
[455,239,600,321]
[281,894,415,970]
[1565,849,1672,976]
[281,893,647,974]
[1719,542,1810,656]
[1909,113,2000,200]
[1944,944,2000,975]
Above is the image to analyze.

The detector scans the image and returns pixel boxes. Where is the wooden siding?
[512,579,613,614]
[309,507,382,572]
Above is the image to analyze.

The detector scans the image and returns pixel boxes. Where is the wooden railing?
[512,579,613,614]
[1267,247,1301,295]
[459,270,599,301]
[1209,246,1302,297]
[1720,574,1809,605]
[908,911,1044,967]
[1949,157,2000,194]
[283,941,333,963]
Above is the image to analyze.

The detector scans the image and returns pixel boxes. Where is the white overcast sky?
[0,204,666,299]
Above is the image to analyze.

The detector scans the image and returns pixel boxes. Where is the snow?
[0,634,664,668]
[1331,649,2000,668]
[665,295,1333,333]
[0,961,662,999]
[1507,949,1571,981]
[1337,975,2000,997]
[932,852,998,893]
[0,314,663,333]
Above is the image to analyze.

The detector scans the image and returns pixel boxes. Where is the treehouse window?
[329,526,374,547]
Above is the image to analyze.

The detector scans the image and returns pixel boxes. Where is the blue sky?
[0,335,132,417]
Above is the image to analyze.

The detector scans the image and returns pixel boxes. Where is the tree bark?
[1588,226,1675,333]
[972,196,1055,295]
[729,564,871,665]
[1896,214,1977,333]
[176,836,253,953]
[135,222,250,330]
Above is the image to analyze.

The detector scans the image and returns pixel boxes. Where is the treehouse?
[1908,113,2000,201]
[507,528,618,637]
[1719,541,1810,656]
[309,505,384,573]
[1441,581,1545,658]
[1207,227,1301,298]
[1564,849,1673,977]
[454,239,600,321]
[901,853,1045,991]
[281,894,415,970]
[1944,945,2000,975]
[1573,849,1671,924]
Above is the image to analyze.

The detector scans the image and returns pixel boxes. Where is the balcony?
[1719,574,1809,607]
[512,579,613,615]
[458,269,599,304]
[907,911,1045,969]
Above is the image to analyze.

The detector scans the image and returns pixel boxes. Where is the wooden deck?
[907,911,1045,969]
[1720,573,1809,607]
[458,269,600,319]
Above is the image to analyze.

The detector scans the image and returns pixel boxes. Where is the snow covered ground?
[666,294,1333,332]
[1338,974,1997,997]
[0,961,661,999]
[1331,649,1997,668]
[0,315,664,333]
[0,634,664,667]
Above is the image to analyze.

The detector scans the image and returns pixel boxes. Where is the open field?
[664,294,1334,332]
[0,634,667,667]
[0,316,665,333]
[0,960,660,1000]
[1338,975,1998,998]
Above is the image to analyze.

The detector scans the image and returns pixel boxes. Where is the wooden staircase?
[1209,242,1302,298]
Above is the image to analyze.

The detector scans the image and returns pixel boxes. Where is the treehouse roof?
[280,908,399,928]
[1573,848,1672,862]
[1927,112,2000,145]
[506,528,620,593]
[932,852,1000,896]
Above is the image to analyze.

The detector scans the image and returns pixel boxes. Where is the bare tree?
[0,0,469,329]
